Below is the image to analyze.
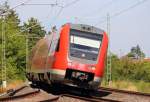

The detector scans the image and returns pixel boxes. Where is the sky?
[1,0,150,57]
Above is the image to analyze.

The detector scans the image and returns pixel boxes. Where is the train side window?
[56,39,60,52]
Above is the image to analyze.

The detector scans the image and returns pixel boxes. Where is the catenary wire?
[95,0,148,26]
[82,0,117,17]
[0,0,31,15]
[10,0,81,37]
[64,0,80,8]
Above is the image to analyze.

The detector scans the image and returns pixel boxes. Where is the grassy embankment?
[101,80,150,93]
[0,80,25,93]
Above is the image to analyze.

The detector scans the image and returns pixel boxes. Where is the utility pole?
[106,13,112,86]
[1,13,7,90]
[26,30,29,73]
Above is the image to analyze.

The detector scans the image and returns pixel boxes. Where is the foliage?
[104,51,150,92]
[0,2,26,81]
[22,17,46,50]
[104,45,150,90]
[110,54,150,82]
[127,45,145,59]
[0,2,46,82]
[102,80,150,93]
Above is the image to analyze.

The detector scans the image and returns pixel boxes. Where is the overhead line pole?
[1,13,7,90]
[106,13,112,86]
[25,30,29,73]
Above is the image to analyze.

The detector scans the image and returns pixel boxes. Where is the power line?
[111,0,148,18]
[22,3,63,8]
[54,0,81,18]
[46,3,55,19]
[51,0,81,26]
[22,0,81,8]
[6,0,82,37]
[95,0,148,26]
[21,2,63,21]
[64,0,80,8]
[72,0,117,25]
[5,1,61,37]
[19,0,81,27]
[50,7,64,26]
[21,3,63,21]
[83,0,117,17]
[0,0,31,15]
[23,3,57,5]
[10,0,31,9]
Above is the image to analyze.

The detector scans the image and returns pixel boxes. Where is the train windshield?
[70,29,103,61]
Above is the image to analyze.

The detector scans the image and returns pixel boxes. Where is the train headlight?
[89,66,96,70]
[92,66,96,70]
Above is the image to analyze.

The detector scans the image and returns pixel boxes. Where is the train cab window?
[56,39,60,52]
[69,29,103,61]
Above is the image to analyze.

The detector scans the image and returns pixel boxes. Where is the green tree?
[0,3,46,83]
[110,53,150,82]
[0,2,26,82]
[127,45,145,59]
[22,17,46,50]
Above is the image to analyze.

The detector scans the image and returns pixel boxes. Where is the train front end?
[53,23,108,89]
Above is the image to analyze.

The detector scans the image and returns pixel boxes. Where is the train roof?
[67,23,105,34]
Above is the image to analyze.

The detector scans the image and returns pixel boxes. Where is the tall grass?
[101,80,150,93]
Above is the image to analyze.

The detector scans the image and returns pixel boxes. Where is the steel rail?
[39,96,60,102]
[62,94,122,102]
[0,86,40,101]
[0,89,40,101]
[0,85,60,102]
[99,87,150,97]
[0,85,28,98]
[7,85,28,96]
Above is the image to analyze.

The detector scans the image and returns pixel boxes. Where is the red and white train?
[26,23,108,90]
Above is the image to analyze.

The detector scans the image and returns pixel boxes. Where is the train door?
[45,31,60,81]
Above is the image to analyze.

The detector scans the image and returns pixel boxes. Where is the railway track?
[94,87,150,102]
[0,85,59,102]
[58,88,150,102]
[99,87,150,96]
[0,84,150,102]
[56,84,150,102]
[59,94,122,102]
